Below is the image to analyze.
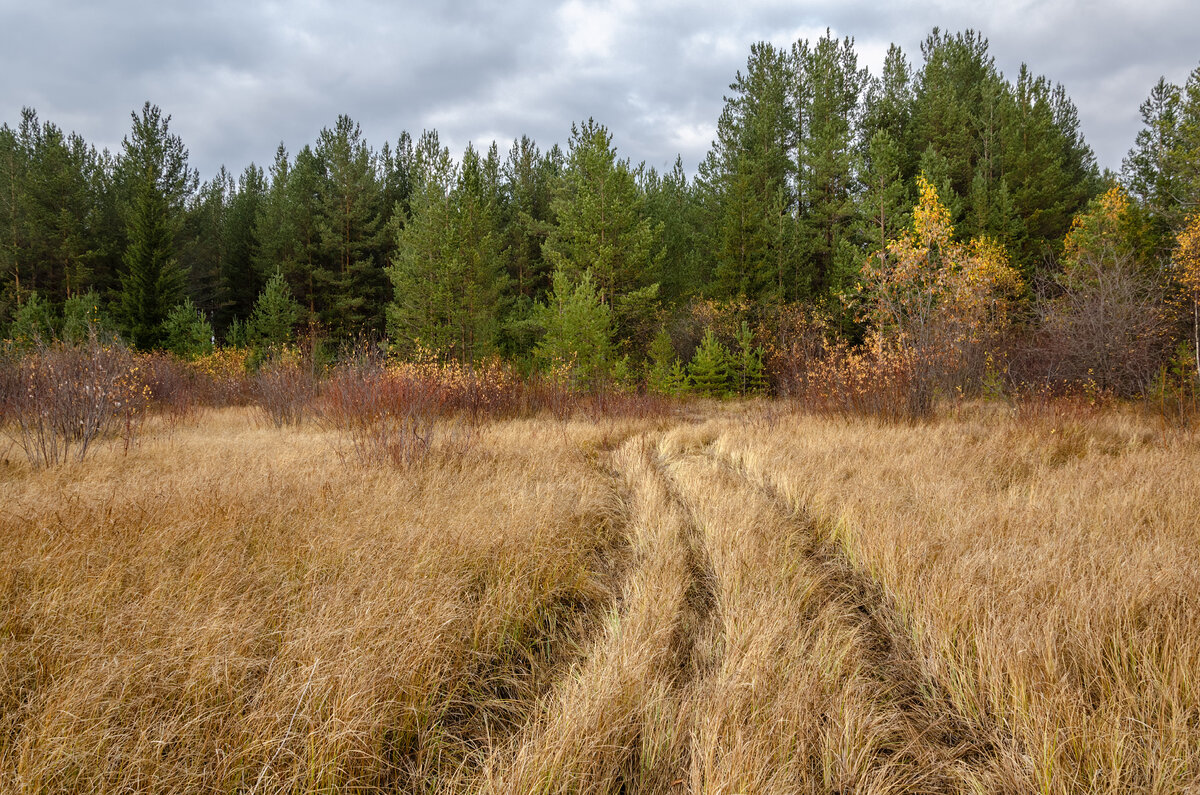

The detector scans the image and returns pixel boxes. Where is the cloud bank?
[2,0,1196,179]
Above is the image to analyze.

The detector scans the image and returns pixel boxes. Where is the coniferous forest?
[3,28,1200,401]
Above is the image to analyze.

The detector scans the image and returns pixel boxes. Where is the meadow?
[2,393,1199,793]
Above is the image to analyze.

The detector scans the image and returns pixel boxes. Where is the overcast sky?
[2,0,1197,183]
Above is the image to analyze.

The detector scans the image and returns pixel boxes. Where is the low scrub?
[0,338,148,468]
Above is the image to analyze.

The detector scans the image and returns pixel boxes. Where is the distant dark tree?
[315,115,386,336]
[115,102,196,349]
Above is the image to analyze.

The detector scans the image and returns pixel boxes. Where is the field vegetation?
[3,31,1200,792]
[3,362,1199,792]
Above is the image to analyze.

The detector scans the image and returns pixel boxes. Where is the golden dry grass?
[2,402,1200,792]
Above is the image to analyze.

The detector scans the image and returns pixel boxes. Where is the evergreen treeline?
[3,29,1199,393]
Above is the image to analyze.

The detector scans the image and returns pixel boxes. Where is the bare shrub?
[1031,259,1172,396]
[253,357,317,428]
[1023,187,1175,397]
[189,348,253,406]
[762,305,829,399]
[2,338,148,468]
[320,361,442,467]
[139,352,206,423]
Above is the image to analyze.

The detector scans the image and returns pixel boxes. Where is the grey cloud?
[2,0,1196,181]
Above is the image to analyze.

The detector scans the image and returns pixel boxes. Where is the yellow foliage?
[911,174,954,252]
[189,347,250,383]
[859,175,1024,380]
[1176,212,1200,298]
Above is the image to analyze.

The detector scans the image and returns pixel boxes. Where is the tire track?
[648,445,722,685]
[699,440,1016,792]
[474,431,705,793]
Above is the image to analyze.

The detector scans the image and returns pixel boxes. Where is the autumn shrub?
[761,304,828,398]
[1145,342,1199,427]
[518,367,575,420]
[138,351,206,422]
[320,359,442,467]
[189,347,252,406]
[1,338,149,468]
[253,355,318,428]
[0,344,16,427]
[796,335,927,420]
[1009,377,1111,427]
[855,176,1024,405]
[776,178,1025,423]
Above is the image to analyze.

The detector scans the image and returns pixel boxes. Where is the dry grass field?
[2,401,1199,793]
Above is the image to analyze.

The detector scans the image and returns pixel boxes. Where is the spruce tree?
[115,102,196,349]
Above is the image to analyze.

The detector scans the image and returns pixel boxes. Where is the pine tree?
[500,135,561,302]
[315,115,385,337]
[731,321,767,395]
[441,143,506,361]
[645,324,685,394]
[220,163,265,328]
[22,115,99,303]
[1178,65,1200,212]
[861,45,915,175]
[544,119,661,307]
[688,330,731,397]
[794,31,868,298]
[533,268,614,390]
[0,110,32,318]
[61,290,109,344]
[388,136,505,361]
[249,270,303,350]
[163,297,214,358]
[8,289,54,346]
[180,167,232,322]
[271,144,325,324]
[1124,75,1190,264]
[642,157,705,303]
[860,130,912,260]
[701,42,797,302]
